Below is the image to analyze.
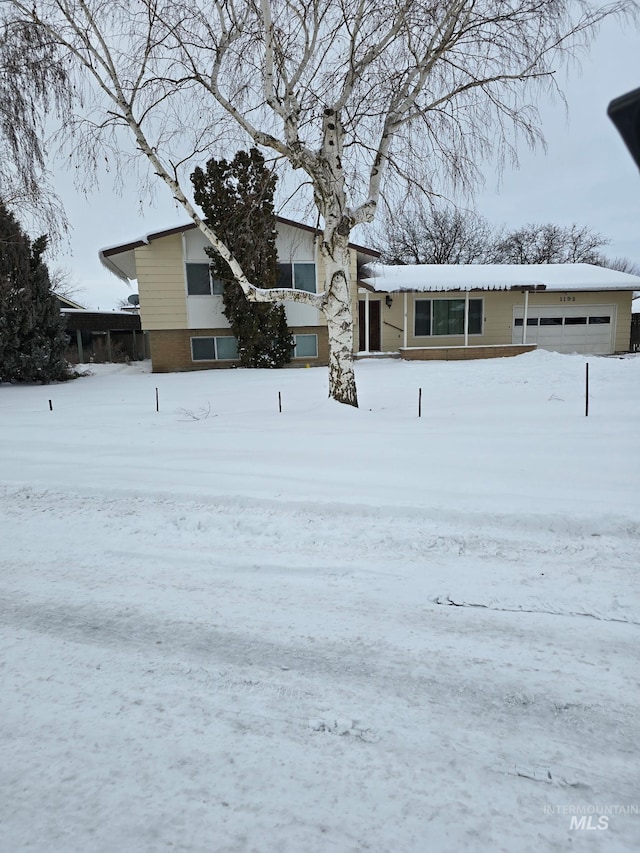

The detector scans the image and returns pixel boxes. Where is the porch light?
[385,294,393,308]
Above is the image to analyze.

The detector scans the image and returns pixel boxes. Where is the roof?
[55,293,86,310]
[62,309,141,332]
[100,217,380,282]
[361,263,640,293]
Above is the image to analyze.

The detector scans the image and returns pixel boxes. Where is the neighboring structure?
[100,221,639,371]
[62,309,144,363]
[100,218,378,371]
[360,263,639,359]
[56,292,144,363]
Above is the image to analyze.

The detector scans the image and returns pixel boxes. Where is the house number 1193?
[560,296,576,302]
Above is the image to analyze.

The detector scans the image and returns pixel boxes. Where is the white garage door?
[512,304,616,354]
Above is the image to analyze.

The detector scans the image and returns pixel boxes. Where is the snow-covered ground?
[1,351,639,853]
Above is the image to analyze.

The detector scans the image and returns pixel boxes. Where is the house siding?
[135,235,188,330]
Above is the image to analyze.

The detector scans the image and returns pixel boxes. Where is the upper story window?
[186,263,225,296]
[415,298,483,336]
[276,262,316,293]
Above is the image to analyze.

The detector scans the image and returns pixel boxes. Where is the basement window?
[291,334,318,358]
[191,336,239,361]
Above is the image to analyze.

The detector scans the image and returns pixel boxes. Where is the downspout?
[365,289,370,352]
[403,292,408,349]
[464,290,470,347]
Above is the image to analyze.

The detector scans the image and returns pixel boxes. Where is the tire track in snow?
[432,595,640,625]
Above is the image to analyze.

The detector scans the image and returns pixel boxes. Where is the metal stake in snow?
[155,387,159,413]
[48,399,53,412]
[278,391,282,413]
[585,363,589,417]
[418,388,422,418]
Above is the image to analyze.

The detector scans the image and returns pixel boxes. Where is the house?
[359,263,639,359]
[100,217,379,371]
[100,220,639,371]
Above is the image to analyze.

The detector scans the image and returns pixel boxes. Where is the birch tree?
[5,0,633,405]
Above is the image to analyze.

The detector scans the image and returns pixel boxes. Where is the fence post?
[585,363,589,417]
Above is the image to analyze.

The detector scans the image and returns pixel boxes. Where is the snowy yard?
[1,351,639,853]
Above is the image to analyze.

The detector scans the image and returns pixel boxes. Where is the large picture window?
[191,336,239,361]
[186,263,225,296]
[414,298,482,337]
[277,262,316,293]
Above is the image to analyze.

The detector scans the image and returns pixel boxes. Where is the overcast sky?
[49,15,639,312]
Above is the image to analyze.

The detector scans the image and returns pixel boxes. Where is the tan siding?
[136,235,187,330]
[613,292,633,351]
[381,297,403,352]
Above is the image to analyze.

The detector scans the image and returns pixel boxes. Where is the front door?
[358,300,381,351]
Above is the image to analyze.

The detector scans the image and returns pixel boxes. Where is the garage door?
[512,304,616,354]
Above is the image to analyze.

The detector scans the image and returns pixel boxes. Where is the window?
[565,316,587,325]
[277,262,316,293]
[515,318,539,327]
[191,336,239,361]
[414,298,482,337]
[186,263,225,296]
[415,300,431,336]
[540,317,563,326]
[291,334,318,358]
[589,316,611,324]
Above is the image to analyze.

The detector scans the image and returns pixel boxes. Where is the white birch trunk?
[320,235,358,408]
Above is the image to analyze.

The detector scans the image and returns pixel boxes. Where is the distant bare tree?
[381,202,500,265]
[382,209,640,275]
[0,16,70,240]
[6,0,634,405]
[492,223,609,264]
[49,266,85,304]
[602,256,640,277]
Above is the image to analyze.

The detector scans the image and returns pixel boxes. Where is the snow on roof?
[361,263,640,293]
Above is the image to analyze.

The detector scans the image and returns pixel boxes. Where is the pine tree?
[0,202,69,382]
[191,149,292,368]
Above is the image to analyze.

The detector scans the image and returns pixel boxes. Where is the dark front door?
[358,299,381,351]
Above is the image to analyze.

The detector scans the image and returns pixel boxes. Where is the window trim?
[414,297,483,338]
